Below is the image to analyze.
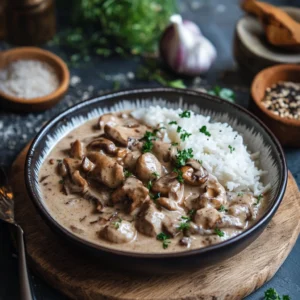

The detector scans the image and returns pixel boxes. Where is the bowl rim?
[0,47,70,104]
[251,64,300,127]
[25,87,288,259]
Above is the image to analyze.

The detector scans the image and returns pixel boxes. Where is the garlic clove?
[160,14,217,76]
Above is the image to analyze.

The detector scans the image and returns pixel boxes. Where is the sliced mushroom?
[199,174,227,209]
[81,157,95,173]
[122,151,141,171]
[111,177,149,212]
[100,220,136,244]
[87,137,117,154]
[135,201,165,237]
[88,152,125,188]
[152,141,176,163]
[152,173,180,195]
[162,215,181,237]
[62,158,82,176]
[104,124,148,146]
[152,173,184,210]
[83,189,111,212]
[72,170,88,191]
[98,113,120,130]
[57,161,68,177]
[70,140,84,159]
[135,153,162,182]
[181,159,208,186]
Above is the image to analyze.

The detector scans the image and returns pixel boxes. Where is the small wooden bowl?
[234,7,300,78]
[251,64,300,147]
[0,47,69,111]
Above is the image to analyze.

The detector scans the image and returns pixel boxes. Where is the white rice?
[132,106,266,195]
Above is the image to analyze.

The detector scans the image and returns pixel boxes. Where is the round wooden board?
[11,145,300,300]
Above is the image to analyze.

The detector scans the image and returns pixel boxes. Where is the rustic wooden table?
[0,1,299,299]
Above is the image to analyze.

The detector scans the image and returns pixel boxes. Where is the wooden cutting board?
[11,145,300,300]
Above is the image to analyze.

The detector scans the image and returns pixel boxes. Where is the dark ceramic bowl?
[25,88,287,273]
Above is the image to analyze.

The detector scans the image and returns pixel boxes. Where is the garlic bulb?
[160,14,217,76]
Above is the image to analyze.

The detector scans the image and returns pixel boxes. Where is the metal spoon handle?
[15,224,34,300]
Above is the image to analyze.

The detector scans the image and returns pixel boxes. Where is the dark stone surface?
[0,0,299,299]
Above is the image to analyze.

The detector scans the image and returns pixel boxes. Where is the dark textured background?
[0,0,299,299]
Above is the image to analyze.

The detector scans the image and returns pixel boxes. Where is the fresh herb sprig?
[157,232,171,249]
[218,205,228,212]
[214,228,225,237]
[175,148,194,167]
[263,288,290,300]
[208,86,236,103]
[199,126,211,137]
[173,168,184,183]
[124,169,133,178]
[228,145,235,153]
[112,218,122,229]
[179,110,191,118]
[255,194,263,205]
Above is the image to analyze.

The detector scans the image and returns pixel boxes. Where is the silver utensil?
[0,166,34,300]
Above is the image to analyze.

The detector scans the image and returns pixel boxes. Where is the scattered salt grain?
[0,59,59,99]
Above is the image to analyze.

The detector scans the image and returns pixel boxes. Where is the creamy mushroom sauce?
[39,111,266,253]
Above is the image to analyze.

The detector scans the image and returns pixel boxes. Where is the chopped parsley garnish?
[124,170,133,178]
[175,148,194,167]
[255,194,263,205]
[208,86,236,103]
[178,221,190,231]
[141,130,158,153]
[197,159,203,165]
[180,130,192,141]
[179,110,191,118]
[59,179,64,184]
[57,159,62,163]
[199,125,211,137]
[171,142,179,146]
[173,168,184,183]
[150,192,160,201]
[188,209,196,218]
[112,218,122,229]
[147,180,153,190]
[214,228,225,237]
[228,145,235,153]
[218,205,228,212]
[263,288,290,300]
[176,126,182,133]
[237,192,244,197]
[157,232,171,249]
[152,172,159,179]
[168,121,177,125]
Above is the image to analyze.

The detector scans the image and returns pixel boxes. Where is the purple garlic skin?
[160,14,217,76]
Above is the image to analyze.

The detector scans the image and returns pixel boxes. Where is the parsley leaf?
[152,172,159,179]
[199,125,211,137]
[141,130,158,153]
[147,180,153,190]
[171,142,179,146]
[157,232,171,249]
[180,131,192,141]
[218,205,228,212]
[150,192,160,201]
[208,86,236,103]
[214,228,225,237]
[179,110,191,118]
[59,179,64,184]
[255,194,263,205]
[188,209,196,218]
[168,121,177,125]
[228,145,235,153]
[263,288,290,300]
[176,126,182,133]
[178,221,190,231]
[112,218,122,229]
[175,148,194,167]
[237,192,244,197]
[173,168,184,183]
[124,170,133,178]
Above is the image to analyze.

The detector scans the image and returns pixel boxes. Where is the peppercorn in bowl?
[251,64,300,147]
[25,88,287,273]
